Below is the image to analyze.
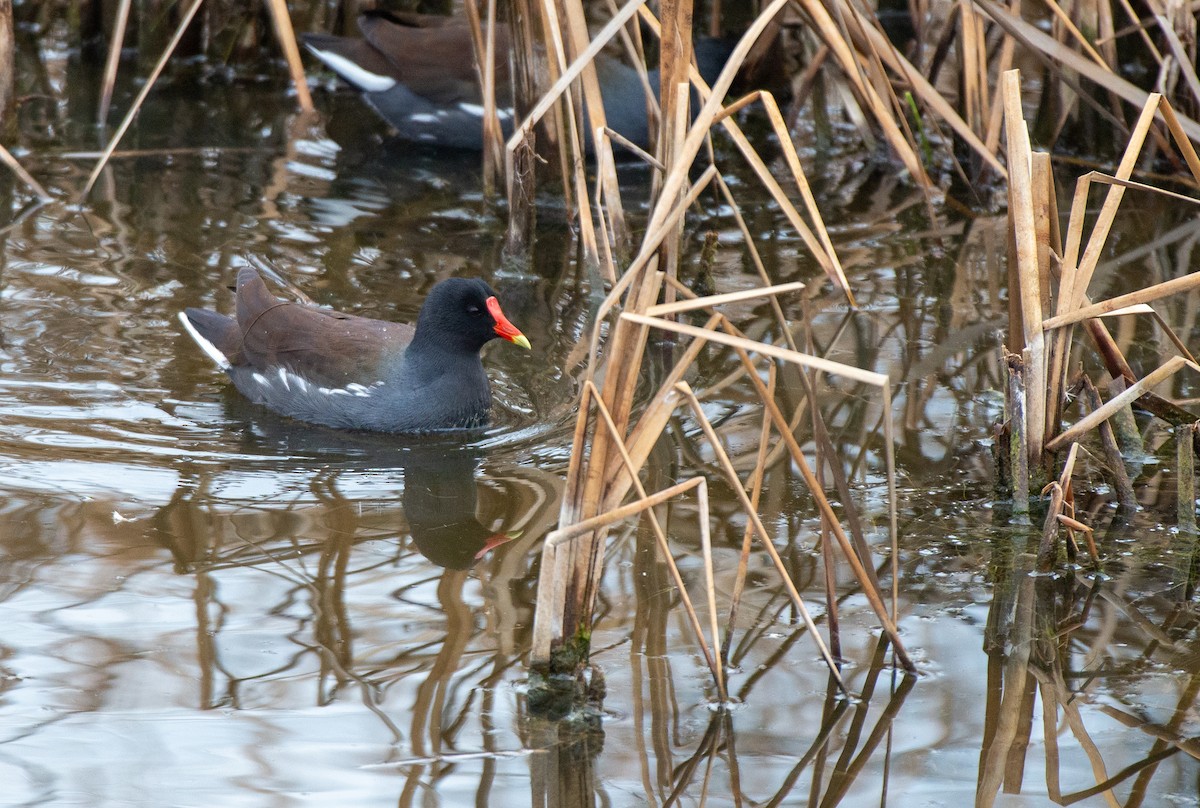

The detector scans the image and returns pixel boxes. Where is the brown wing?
[358,12,511,106]
[233,267,413,389]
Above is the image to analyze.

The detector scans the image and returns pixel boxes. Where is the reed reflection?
[152,412,560,723]
[977,544,1200,807]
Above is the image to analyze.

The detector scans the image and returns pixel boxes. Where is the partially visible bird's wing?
[233,267,413,389]
[357,11,511,106]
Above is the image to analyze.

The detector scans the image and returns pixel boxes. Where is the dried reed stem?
[1081,378,1136,512]
[0,142,51,201]
[676,382,846,689]
[506,0,643,180]
[585,381,726,697]
[1064,100,1162,314]
[80,0,206,200]
[1002,69,1047,465]
[1155,15,1200,113]
[976,0,1200,141]
[1045,272,1200,330]
[615,310,908,669]
[98,0,132,125]
[723,365,777,661]
[1178,423,1197,533]
[855,7,1006,177]
[532,476,705,662]
[645,282,806,317]
[1047,355,1196,450]
[789,0,930,184]
[620,312,886,385]
[263,0,313,112]
[1007,359,1030,512]
[725,347,912,672]
[464,0,503,193]
[549,0,603,266]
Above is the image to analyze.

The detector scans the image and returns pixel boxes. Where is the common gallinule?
[179,268,530,432]
[302,11,734,151]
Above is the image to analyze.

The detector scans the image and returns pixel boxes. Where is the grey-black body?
[180,269,521,433]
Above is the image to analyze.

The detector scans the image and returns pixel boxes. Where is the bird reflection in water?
[400,443,514,569]
[155,406,544,573]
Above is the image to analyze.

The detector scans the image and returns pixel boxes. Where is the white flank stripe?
[458,103,486,117]
[277,368,291,390]
[252,373,269,386]
[177,312,232,371]
[306,46,396,92]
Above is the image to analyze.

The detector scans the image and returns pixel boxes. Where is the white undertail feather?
[177,312,232,371]
[305,45,397,93]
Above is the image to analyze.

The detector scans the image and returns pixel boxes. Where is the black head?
[413,277,529,354]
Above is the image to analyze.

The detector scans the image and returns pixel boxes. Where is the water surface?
[1,50,1198,807]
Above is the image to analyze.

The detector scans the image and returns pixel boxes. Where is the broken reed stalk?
[1007,358,1030,513]
[1043,270,1200,329]
[996,82,1200,548]
[533,279,887,679]
[787,0,930,185]
[1080,378,1136,513]
[1037,442,1080,570]
[533,476,707,664]
[1047,356,1196,451]
[662,275,893,626]
[531,1,916,696]
[0,0,10,123]
[976,0,1200,142]
[717,89,853,300]
[637,3,853,299]
[501,0,543,254]
[544,0,601,267]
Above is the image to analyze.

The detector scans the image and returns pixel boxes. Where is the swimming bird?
[179,268,530,432]
[302,10,734,151]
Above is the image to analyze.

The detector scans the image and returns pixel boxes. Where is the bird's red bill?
[486,296,531,349]
[474,532,516,560]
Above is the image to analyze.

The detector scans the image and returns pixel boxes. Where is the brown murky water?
[1,50,1198,807]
